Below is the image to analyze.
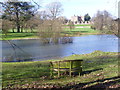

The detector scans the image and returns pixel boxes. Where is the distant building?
[61,15,91,25]
[71,15,84,24]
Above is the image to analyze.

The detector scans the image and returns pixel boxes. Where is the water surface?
[1,35,118,62]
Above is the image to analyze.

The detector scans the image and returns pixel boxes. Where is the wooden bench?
[50,59,83,77]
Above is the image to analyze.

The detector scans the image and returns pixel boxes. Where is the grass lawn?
[64,28,99,34]
[62,28,101,37]
[2,51,120,89]
[1,33,38,40]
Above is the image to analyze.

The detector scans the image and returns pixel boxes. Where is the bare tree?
[38,18,63,44]
[68,21,75,30]
[40,10,49,20]
[57,16,68,24]
[92,10,119,38]
[92,11,104,30]
[2,19,14,36]
[46,2,63,20]
[25,14,42,33]
[111,19,119,37]
[37,2,63,44]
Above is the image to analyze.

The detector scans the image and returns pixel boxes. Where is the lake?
[1,35,118,62]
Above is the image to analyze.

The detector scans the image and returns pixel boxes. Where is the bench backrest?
[50,59,83,69]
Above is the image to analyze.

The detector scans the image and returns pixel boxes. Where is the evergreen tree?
[1,0,35,32]
[84,13,91,23]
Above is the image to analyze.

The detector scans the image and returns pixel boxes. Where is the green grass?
[1,32,38,40]
[2,61,50,88]
[62,28,101,37]
[64,28,99,33]
[2,51,119,89]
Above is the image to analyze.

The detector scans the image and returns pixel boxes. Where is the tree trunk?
[12,28,15,33]
[21,26,23,33]
[16,10,20,33]
[16,24,20,33]
[30,27,33,33]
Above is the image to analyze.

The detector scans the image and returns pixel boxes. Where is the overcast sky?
[5,0,119,19]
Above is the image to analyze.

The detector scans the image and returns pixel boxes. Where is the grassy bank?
[1,32,38,40]
[64,28,100,35]
[2,51,119,89]
[1,27,101,40]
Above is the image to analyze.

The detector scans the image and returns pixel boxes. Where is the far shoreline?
[1,33,108,41]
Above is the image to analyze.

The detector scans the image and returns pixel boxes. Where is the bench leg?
[79,67,82,76]
[58,69,60,77]
[58,61,60,77]
[69,61,72,77]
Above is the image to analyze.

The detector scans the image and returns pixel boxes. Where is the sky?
[4,0,119,19]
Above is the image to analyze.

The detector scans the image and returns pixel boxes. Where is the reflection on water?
[1,35,118,62]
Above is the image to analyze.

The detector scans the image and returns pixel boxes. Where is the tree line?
[0,0,119,38]
[0,1,39,33]
[91,10,119,37]
[1,0,73,44]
